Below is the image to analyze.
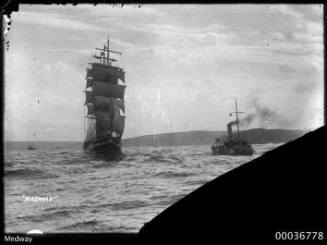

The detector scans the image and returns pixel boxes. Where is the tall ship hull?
[83,137,122,155]
[83,36,126,156]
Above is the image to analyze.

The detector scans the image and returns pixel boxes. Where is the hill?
[122,128,308,147]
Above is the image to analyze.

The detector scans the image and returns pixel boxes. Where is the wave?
[43,204,90,213]
[17,210,76,223]
[56,158,90,165]
[183,179,210,186]
[166,155,185,164]
[154,170,196,178]
[144,154,168,163]
[91,161,121,169]
[56,220,136,233]
[56,219,100,231]
[152,193,187,206]
[94,200,149,211]
[126,157,138,162]
[5,168,58,179]
[143,153,186,165]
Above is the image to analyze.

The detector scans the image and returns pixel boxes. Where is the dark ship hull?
[211,143,254,156]
[84,137,122,156]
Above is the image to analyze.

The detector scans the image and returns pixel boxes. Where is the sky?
[4,4,324,141]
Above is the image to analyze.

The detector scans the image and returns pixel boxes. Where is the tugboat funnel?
[227,120,237,140]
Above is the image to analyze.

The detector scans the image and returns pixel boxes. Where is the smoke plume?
[241,98,277,128]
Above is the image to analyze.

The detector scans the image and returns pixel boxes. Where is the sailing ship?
[212,99,254,156]
[83,36,126,156]
[27,145,37,150]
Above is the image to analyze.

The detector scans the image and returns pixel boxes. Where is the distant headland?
[122,128,309,147]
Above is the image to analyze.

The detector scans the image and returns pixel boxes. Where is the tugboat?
[212,99,254,156]
[83,35,126,156]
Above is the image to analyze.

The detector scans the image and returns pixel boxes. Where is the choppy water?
[4,142,281,233]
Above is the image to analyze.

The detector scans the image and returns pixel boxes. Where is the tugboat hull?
[211,144,254,156]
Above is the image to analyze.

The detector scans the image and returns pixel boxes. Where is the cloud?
[268,5,303,19]
[269,5,323,40]
[5,45,85,141]
[86,4,166,18]
[5,4,324,140]
[12,11,104,31]
[46,48,91,54]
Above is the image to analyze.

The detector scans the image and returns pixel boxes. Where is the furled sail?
[86,78,93,88]
[95,111,110,138]
[93,81,126,100]
[86,103,95,115]
[118,71,125,82]
[112,100,125,136]
[115,99,125,112]
[86,68,93,78]
[91,63,125,83]
[85,91,95,104]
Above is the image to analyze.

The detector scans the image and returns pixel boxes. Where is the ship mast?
[231,98,244,142]
[94,35,122,66]
[107,35,110,66]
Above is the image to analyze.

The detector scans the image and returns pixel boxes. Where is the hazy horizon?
[4,4,324,141]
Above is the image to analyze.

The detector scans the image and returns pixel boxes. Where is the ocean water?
[4,142,281,233]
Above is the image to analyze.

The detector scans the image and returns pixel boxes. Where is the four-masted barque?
[83,36,126,156]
